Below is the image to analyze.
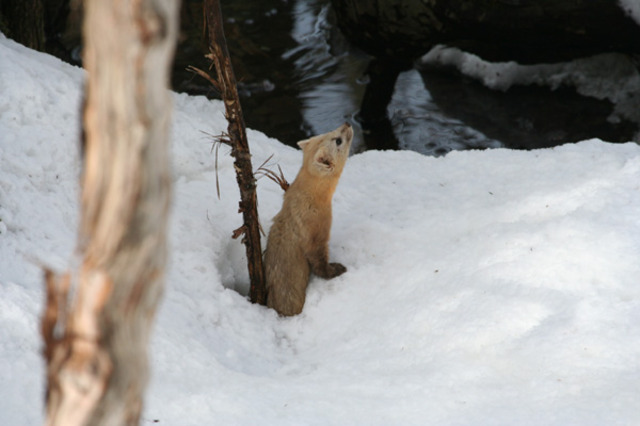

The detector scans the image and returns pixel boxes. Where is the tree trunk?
[41,0,179,425]
[204,0,267,305]
[0,0,46,51]
[331,0,640,64]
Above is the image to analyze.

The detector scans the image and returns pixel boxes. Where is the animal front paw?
[328,262,347,278]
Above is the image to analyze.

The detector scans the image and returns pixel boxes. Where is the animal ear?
[297,139,310,150]
[316,156,333,169]
[313,149,334,171]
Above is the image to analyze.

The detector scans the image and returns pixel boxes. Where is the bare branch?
[204,0,267,304]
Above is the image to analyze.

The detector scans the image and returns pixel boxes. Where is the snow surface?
[2,35,640,426]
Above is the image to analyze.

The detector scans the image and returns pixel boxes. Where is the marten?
[264,123,353,316]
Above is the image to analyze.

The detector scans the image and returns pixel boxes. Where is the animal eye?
[335,137,343,146]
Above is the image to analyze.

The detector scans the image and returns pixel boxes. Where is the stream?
[151,1,640,154]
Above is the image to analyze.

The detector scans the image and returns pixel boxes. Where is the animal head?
[297,122,353,177]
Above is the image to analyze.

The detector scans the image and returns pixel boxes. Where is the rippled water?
[175,1,640,155]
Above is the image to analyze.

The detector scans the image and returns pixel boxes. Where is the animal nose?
[344,122,351,128]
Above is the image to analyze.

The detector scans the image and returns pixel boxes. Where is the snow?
[619,0,640,26]
[2,34,640,425]
[421,46,640,136]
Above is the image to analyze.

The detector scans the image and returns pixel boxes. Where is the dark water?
[176,0,365,148]
[73,0,640,155]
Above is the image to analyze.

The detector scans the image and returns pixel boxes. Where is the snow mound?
[1,35,640,426]
[620,0,640,25]
[421,45,640,129]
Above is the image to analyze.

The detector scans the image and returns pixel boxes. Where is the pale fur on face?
[297,123,353,177]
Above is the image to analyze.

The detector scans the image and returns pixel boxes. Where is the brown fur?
[264,123,354,316]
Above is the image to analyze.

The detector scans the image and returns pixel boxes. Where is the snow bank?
[421,46,640,129]
[2,35,640,426]
[619,0,640,25]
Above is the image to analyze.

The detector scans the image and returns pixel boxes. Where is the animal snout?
[340,122,353,142]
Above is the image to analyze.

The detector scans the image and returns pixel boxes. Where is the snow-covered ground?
[2,34,640,425]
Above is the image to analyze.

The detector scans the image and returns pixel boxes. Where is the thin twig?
[232,224,246,240]
[186,65,221,92]
[201,131,232,199]
[255,154,290,192]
